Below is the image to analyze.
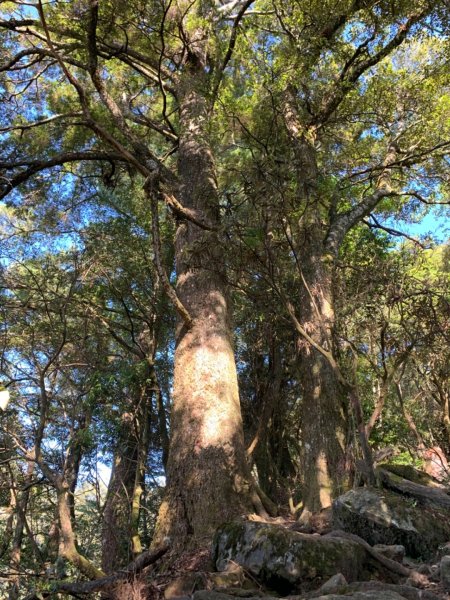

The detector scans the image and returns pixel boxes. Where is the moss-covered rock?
[332,488,450,559]
[213,521,368,592]
[343,581,440,600]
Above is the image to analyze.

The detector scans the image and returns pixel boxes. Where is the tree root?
[326,530,429,587]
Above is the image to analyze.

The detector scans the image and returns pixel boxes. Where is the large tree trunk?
[282,94,350,518]
[153,66,254,549]
[296,226,349,519]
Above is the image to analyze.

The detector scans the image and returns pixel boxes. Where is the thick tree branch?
[0,45,78,72]
[102,41,176,84]
[36,0,90,108]
[0,152,125,200]
[347,140,450,181]
[32,3,175,191]
[0,19,35,31]
[0,10,206,230]
[161,189,218,231]
[326,139,400,254]
[125,112,178,143]
[0,17,175,83]
[318,0,369,42]
[86,1,161,170]
[148,185,193,328]
[326,187,397,255]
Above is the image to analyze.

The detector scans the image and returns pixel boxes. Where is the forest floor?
[149,508,450,600]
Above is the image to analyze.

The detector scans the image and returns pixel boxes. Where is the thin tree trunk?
[366,379,388,439]
[131,381,152,558]
[0,489,15,561]
[8,453,35,600]
[51,420,104,581]
[154,379,169,472]
[432,377,450,449]
[395,382,425,448]
[57,483,105,579]
[248,339,290,507]
[101,411,139,573]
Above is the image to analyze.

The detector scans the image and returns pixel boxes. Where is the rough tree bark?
[101,411,139,573]
[280,99,350,517]
[295,226,350,518]
[153,59,255,548]
[270,1,431,518]
[101,359,155,600]
[281,75,402,517]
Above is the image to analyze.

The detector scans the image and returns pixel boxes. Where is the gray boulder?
[313,593,409,600]
[194,593,270,600]
[213,521,369,591]
[194,590,410,600]
[436,541,450,560]
[332,487,450,559]
[316,573,347,595]
[440,555,450,590]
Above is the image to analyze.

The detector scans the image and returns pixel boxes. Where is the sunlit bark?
[295,227,349,518]
[153,63,255,548]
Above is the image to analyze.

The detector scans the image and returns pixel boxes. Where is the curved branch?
[211,0,255,105]
[0,113,83,134]
[0,151,126,200]
[363,215,427,248]
[148,185,193,329]
[313,9,428,127]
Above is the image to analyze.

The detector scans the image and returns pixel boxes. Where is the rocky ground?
[155,465,450,600]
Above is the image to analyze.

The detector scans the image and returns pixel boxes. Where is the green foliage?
[0,0,449,590]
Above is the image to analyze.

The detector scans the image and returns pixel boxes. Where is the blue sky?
[414,211,449,241]
[389,206,449,244]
